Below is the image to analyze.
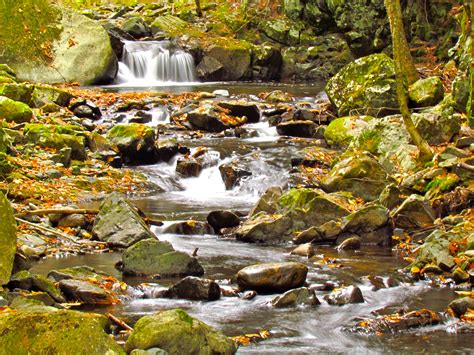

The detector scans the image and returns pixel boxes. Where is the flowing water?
[115,41,197,86]
[31,81,473,352]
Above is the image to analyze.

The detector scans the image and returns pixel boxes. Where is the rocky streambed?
[0,55,473,353]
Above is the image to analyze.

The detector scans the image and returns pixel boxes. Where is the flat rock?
[236,262,308,293]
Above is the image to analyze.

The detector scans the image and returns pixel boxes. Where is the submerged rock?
[0,310,124,354]
[336,237,361,251]
[163,220,213,235]
[236,262,308,293]
[207,210,241,231]
[448,297,474,318]
[125,309,237,354]
[276,120,317,138]
[121,239,204,277]
[0,192,16,285]
[271,287,320,308]
[219,163,252,190]
[176,158,203,177]
[165,277,220,301]
[93,192,154,248]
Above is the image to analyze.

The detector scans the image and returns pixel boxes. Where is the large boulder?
[236,262,308,293]
[197,43,251,81]
[124,309,237,354]
[0,1,117,84]
[235,212,293,244]
[0,96,33,123]
[107,124,158,165]
[325,53,398,117]
[92,192,155,248]
[0,192,16,285]
[0,310,124,354]
[121,239,204,277]
[321,154,388,201]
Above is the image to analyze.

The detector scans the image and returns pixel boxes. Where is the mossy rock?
[408,76,444,107]
[0,192,16,285]
[122,239,204,277]
[8,270,65,303]
[0,83,34,104]
[324,116,372,146]
[24,123,86,160]
[348,116,418,173]
[107,123,158,165]
[0,96,33,123]
[325,53,398,117]
[125,309,237,354]
[0,1,117,85]
[0,64,17,83]
[0,127,12,153]
[321,153,388,201]
[0,309,125,354]
[30,85,74,108]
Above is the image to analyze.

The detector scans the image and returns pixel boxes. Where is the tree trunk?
[385,0,433,162]
[195,0,203,17]
[385,0,419,85]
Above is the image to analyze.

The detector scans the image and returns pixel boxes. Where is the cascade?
[115,40,197,85]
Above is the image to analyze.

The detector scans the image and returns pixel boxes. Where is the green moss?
[0,192,16,285]
[425,173,459,193]
[0,0,62,65]
[0,96,33,123]
[175,308,193,326]
[279,188,321,211]
[356,129,382,154]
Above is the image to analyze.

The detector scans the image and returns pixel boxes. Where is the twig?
[106,313,134,331]
[16,208,99,218]
[15,217,82,245]
[458,162,474,172]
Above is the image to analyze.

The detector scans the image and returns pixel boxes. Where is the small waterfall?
[115,41,197,85]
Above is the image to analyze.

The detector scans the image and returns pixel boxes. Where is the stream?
[32,84,473,353]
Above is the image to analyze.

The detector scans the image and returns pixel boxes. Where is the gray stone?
[165,277,220,301]
[271,287,320,308]
[324,285,364,305]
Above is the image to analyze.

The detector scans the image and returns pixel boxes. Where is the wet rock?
[121,16,151,38]
[196,56,224,81]
[107,123,158,165]
[324,116,372,147]
[207,210,241,231]
[92,192,154,248]
[271,287,320,308]
[321,153,388,201]
[8,271,64,303]
[291,243,315,257]
[176,157,203,177]
[262,90,292,103]
[341,205,392,246]
[70,99,101,120]
[125,309,237,354]
[165,277,220,301]
[155,138,179,162]
[249,186,283,217]
[10,295,57,312]
[391,194,436,230]
[292,227,322,244]
[236,262,308,293]
[163,220,213,235]
[337,237,361,251]
[409,76,444,107]
[235,213,293,244]
[0,310,124,353]
[352,309,441,334]
[58,279,114,305]
[219,163,252,190]
[448,297,474,318]
[326,54,398,117]
[198,43,251,82]
[452,267,470,284]
[121,238,204,277]
[130,349,168,355]
[324,285,364,305]
[217,101,260,123]
[0,192,16,285]
[316,220,343,241]
[276,120,317,138]
[187,104,234,132]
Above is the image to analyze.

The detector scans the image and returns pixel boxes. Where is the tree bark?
[195,0,203,17]
[385,0,419,85]
[385,0,433,162]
